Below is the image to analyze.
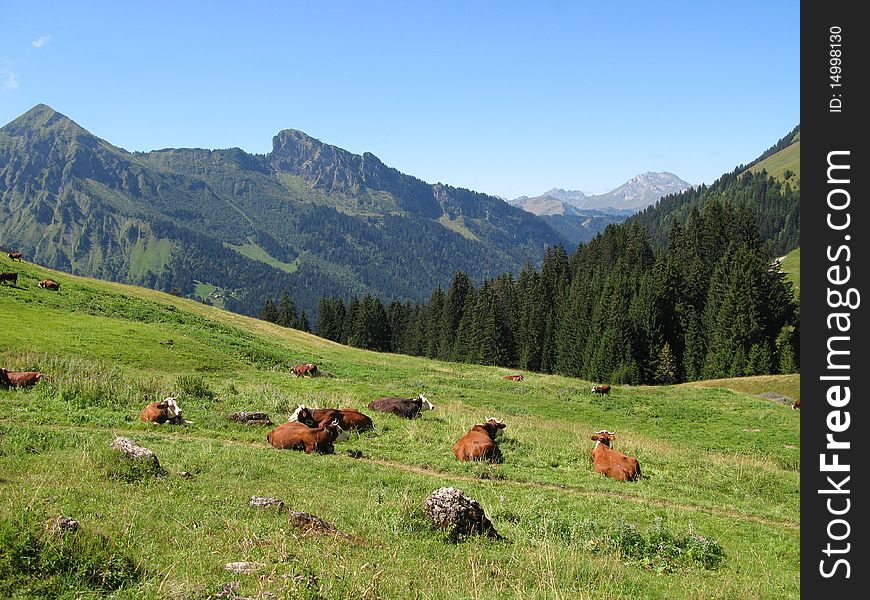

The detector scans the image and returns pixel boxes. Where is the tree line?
[281,196,798,385]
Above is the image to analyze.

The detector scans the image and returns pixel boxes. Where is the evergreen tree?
[297,310,311,333]
[277,289,298,328]
[655,342,679,384]
[259,298,278,323]
[316,297,346,342]
[424,287,446,359]
[438,271,473,360]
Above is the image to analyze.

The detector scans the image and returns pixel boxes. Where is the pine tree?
[316,297,345,342]
[277,289,298,328]
[259,298,278,323]
[438,271,473,360]
[297,310,311,333]
[655,342,679,384]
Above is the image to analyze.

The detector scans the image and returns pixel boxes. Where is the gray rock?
[228,411,273,426]
[45,515,79,534]
[249,496,285,509]
[423,487,501,541]
[110,436,161,469]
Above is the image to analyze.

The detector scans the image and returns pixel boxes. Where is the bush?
[175,373,216,403]
[605,517,725,572]
[0,511,141,595]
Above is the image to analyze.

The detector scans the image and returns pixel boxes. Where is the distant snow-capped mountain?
[511,172,692,216]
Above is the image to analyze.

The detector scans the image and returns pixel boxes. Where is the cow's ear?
[590,435,598,441]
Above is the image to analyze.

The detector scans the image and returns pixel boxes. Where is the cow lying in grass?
[38,279,60,291]
[591,385,611,395]
[267,419,348,453]
[453,418,506,463]
[291,363,319,377]
[289,405,374,432]
[140,397,192,425]
[0,368,46,389]
[590,430,641,481]
[367,394,433,418]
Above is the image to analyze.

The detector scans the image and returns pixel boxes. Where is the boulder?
[228,411,273,426]
[288,511,351,539]
[249,496,285,509]
[110,436,161,470]
[422,487,501,541]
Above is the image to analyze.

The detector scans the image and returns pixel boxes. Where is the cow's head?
[485,417,506,438]
[289,405,317,427]
[417,395,434,411]
[591,430,616,447]
[325,419,349,443]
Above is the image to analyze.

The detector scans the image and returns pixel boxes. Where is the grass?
[746,142,800,188]
[0,255,800,599]
[224,240,299,273]
[780,247,800,296]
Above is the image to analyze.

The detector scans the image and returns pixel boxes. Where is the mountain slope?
[0,253,800,598]
[0,105,563,316]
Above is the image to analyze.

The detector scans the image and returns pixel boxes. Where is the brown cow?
[289,405,374,432]
[367,395,434,418]
[291,363,319,377]
[267,419,348,453]
[591,384,611,395]
[453,418,506,463]
[139,397,191,425]
[0,272,17,285]
[502,374,524,381]
[1,369,46,388]
[38,279,60,291]
[7,252,22,261]
[0,368,13,389]
[590,430,641,481]
[792,398,800,410]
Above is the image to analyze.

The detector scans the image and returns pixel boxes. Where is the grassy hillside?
[780,246,800,296]
[0,256,800,599]
[747,141,800,188]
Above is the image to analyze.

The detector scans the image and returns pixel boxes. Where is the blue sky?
[1,1,799,198]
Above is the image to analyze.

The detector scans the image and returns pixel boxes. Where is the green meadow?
[0,257,800,599]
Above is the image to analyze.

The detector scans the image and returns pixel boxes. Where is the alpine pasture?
[0,256,800,599]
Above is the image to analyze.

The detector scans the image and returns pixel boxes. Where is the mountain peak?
[1,103,92,140]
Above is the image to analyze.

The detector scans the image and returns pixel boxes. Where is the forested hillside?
[630,126,800,256]
[305,128,802,385]
[0,105,562,318]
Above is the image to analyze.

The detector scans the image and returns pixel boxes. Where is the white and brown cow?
[289,405,374,432]
[590,430,641,481]
[139,397,191,425]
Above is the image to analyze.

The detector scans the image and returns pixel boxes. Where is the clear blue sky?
[1,1,799,198]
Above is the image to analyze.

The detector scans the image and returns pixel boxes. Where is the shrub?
[0,511,141,595]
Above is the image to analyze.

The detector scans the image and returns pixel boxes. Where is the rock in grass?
[228,411,273,426]
[287,511,351,539]
[224,561,264,574]
[423,487,501,541]
[249,496,285,509]
[110,436,161,469]
[45,515,79,535]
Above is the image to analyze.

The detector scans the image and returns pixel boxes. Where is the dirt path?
[3,420,800,530]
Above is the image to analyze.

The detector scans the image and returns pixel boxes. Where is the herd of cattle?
[1,355,642,480]
[132,363,643,481]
